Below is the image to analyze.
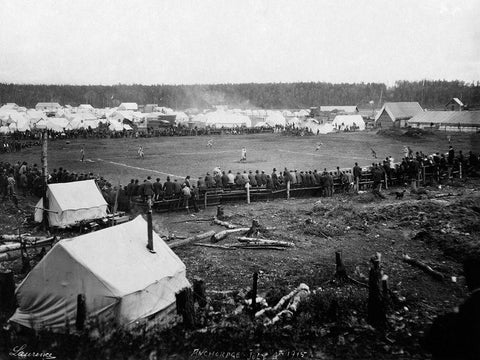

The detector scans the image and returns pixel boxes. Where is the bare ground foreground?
[1,130,480,359]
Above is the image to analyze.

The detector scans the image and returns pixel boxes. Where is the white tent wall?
[10,216,191,332]
[10,245,119,331]
[34,180,108,228]
[332,115,365,131]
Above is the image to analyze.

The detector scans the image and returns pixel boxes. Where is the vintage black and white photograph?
[0,0,479,359]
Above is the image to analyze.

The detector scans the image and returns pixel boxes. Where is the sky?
[0,0,478,86]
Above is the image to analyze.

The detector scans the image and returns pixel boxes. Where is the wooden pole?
[287,180,290,199]
[384,173,388,190]
[459,163,462,179]
[335,251,347,278]
[246,182,250,204]
[251,272,258,319]
[146,201,154,252]
[75,294,86,331]
[176,288,195,329]
[41,129,49,230]
[367,253,386,331]
[193,278,207,308]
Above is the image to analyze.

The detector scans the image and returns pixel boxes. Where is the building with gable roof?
[375,102,423,128]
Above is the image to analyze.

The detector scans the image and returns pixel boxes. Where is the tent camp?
[34,180,108,228]
[9,216,191,332]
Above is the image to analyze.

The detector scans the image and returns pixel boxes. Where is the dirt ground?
[1,130,480,359]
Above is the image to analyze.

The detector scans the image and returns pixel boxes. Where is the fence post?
[459,163,462,179]
[287,180,290,199]
[246,182,250,204]
[384,173,388,190]
[251,272,258,319]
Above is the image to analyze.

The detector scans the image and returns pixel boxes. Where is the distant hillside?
[0,80,478,110]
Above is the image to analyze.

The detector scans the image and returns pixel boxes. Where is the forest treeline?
[0,80,479,110]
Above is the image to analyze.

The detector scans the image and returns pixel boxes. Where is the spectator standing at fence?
[6,171,18,207]
[191,185,200,212]
[221,171,229,188]
[153,178,163,201]
[272,168,279,190]
[181,184,191,212]
[197,176,206,191]
[248,170,257,187]
[255,170,262,187]
[144,176,155,202]
[353,162,362,192]
[163,176,175,199]
[227,170,235,186]
[448,145,455,165]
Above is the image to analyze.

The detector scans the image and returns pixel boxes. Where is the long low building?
[408,111,480,132]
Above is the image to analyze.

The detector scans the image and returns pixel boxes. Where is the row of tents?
[1,102,367,134]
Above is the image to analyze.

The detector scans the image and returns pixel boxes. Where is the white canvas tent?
[9,216,191,332]
[332,115,365,131]
[34,180,108,228]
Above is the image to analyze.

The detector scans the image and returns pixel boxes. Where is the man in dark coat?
[221,171,230,188]
[163,176,175,199]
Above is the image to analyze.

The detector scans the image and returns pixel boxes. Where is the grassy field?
[0,132,480,184]
[1,130,479,186]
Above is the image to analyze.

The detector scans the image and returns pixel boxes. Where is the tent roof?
[375,102,423,121]
[320,106,358,113]
[58,216,186,296]
[118,103,138,111]
[48,180,107,211]
[408,111,480,126]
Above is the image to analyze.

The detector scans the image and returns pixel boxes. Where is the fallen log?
[402,254,444,281]
[234,245,286,251]
[256,284,310,322]
[0,237,55,254]
[169,230,216,249]
[210,228,249,243]
[212,218,238,229]
[193,243,236,250]
[170,218,213,224]
[0,235,51,243]
[237,237,295,247]
[0,247,45,262]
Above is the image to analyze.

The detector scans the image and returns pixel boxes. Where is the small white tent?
[9,216,191,332]
[34,180,108,228]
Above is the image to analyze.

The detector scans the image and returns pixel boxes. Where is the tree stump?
[335,251,347,279]
[176,287,195,329]
[193,278,207,308]
[216,206,225,220]
[367,253,387,331]
[246,219,267,238]
[0,271,16,319]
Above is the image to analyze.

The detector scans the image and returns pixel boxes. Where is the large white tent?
[204,110,251,128]
[9,216,191,332]
[265,111,286,127]
[332,115,365,131]
[34,180,108,228]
